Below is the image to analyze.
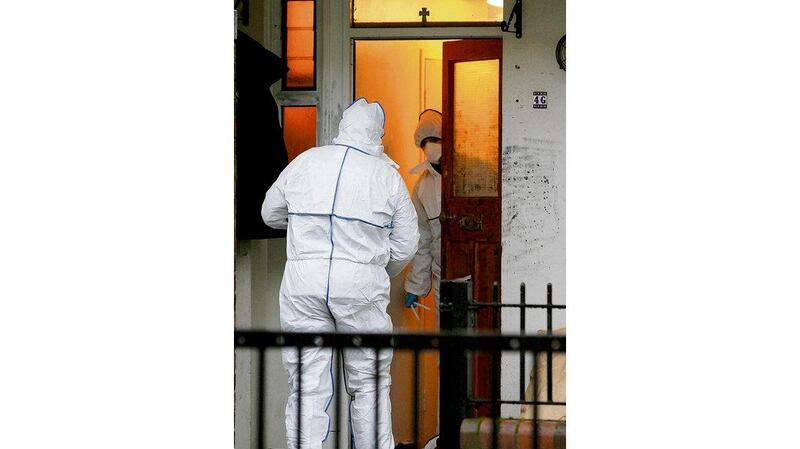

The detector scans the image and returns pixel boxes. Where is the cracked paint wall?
[499,0,566,417]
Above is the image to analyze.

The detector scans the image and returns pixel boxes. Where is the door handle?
[439,213,456,223]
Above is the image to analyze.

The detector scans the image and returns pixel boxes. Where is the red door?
[441,38,502,415]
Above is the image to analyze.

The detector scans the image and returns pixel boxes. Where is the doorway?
[355,37,502,444]
[355,39,448,448]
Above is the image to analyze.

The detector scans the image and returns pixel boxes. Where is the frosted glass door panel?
[453,59,499,197]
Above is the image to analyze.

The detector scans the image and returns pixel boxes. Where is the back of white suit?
[279,145,415,273]
[262,98,418,449]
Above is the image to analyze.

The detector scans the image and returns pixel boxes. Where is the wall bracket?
[500,0,522,39]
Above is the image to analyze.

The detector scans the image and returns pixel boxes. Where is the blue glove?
[404,292,419,308]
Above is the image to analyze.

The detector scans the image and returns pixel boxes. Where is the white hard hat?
[414,109,442,148]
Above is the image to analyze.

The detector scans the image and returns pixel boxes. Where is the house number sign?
[533,91,548,109]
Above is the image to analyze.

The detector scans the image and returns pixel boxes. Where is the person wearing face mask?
[404,109,443,312]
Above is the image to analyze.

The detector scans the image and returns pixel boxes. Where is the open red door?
[441,38,502,415]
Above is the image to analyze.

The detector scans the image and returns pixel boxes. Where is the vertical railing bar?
[492,282,500,329]
[297,346,303,449]
[413,349,420,449]
[491,353,499,449]
[257,347,266,449]
[490,353,498,449]
[463,348,471,421]
[519,283,526,402]
[546,283,553,403]
[335,349,343,449]
[546,284,553,333]
[531,349,538,449]
[374,347,380,449]
[492,281,500,418]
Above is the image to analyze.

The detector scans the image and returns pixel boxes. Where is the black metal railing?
[234,282,566,449]
[439,280,566,449]
[467,282,567,410]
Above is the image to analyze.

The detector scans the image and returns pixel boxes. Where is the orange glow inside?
[283,106,316,161]
[355,40,448,189]
[353,0,502,23]
[286,1,314,87]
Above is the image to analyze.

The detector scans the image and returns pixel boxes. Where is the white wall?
[234,241,254,449]
[235,239,289,449]
[499,0,567,417]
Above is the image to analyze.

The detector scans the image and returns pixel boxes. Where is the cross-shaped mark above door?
[419,7,430,25]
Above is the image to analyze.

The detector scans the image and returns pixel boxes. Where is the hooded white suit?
[262,99,419,449]
[405,161,441,302]
[404,110,442,304]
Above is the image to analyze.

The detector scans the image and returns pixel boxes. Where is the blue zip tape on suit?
[321,145,349,444]
[288,212,392,229]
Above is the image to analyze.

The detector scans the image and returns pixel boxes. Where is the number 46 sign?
[533,91,548,109]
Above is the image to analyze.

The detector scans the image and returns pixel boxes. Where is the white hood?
[333,98,386,156]
[414,109,442,148]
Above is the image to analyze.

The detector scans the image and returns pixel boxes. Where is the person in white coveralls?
[262,98,419,449]
[403,109,443,313]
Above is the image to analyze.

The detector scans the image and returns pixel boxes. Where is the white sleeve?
[260,166,290,230]
[386,174,419,278]
[404,186,433,296]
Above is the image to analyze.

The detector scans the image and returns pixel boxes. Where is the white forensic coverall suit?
[405,110,442,305]
[262,98,419,449]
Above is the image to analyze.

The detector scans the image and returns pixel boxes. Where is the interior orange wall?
[355,40,446,188]
[355,40,446,447]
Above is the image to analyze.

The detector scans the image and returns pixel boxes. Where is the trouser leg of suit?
[280,260,337,449]
[340,344,393,449]
[328,265,394,449]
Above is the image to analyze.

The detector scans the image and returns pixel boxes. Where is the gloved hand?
[404,292,419,308]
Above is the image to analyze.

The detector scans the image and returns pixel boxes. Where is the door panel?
[441,38,502,416]
[474,242,500,299]
[446,241,474,279]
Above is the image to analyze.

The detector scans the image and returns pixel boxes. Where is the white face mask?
[424,142,442,164]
